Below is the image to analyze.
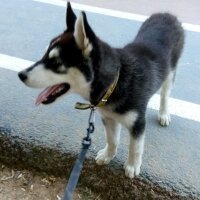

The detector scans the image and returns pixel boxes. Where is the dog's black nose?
[18,72,27,82]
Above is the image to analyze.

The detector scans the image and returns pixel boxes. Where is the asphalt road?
[72,0,200,25]
[0,0,200,198]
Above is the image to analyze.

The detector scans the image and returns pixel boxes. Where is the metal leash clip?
[82,108,96,148]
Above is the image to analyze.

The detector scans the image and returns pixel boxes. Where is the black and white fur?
[18,3,184,178]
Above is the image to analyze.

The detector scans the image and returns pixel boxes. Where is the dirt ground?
[0,163,195,200]
[0,164,99,200]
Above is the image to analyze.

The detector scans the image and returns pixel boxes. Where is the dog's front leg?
[95,117,121,165]
[124,118,145,178]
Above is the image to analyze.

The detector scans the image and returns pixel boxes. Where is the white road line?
[148,95,200,123]
[34,0,200,33]
[0,53,200,123]
[0,54,33,72]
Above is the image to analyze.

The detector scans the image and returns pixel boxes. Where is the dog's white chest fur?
[99,107,138,129]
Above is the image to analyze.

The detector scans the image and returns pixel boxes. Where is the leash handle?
[63,108,95,200]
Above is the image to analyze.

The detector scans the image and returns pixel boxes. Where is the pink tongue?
[35,84,64,106]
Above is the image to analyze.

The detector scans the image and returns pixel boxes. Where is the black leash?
[63,108,96,200]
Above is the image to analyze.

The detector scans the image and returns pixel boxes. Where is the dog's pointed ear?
[66,2,76,32]
[74,12,96,57]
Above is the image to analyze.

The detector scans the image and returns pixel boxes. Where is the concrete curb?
[0,128,198,200]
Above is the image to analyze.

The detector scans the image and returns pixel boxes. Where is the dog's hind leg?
[124,117,145,178]
[95,118,121,165]
[158,70,175,126]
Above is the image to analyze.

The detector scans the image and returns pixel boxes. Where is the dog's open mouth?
[35,83,70,105]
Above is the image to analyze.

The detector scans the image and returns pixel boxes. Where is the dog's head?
[18,2,96,105]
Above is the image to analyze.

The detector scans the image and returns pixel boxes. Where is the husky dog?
[18,3,184,178]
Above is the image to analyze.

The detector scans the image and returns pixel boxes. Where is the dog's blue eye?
[52,59,61,66]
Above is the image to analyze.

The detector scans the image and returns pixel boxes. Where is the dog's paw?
[124,161,141,178]
[95,147,116,165]
[158,113,171,126]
